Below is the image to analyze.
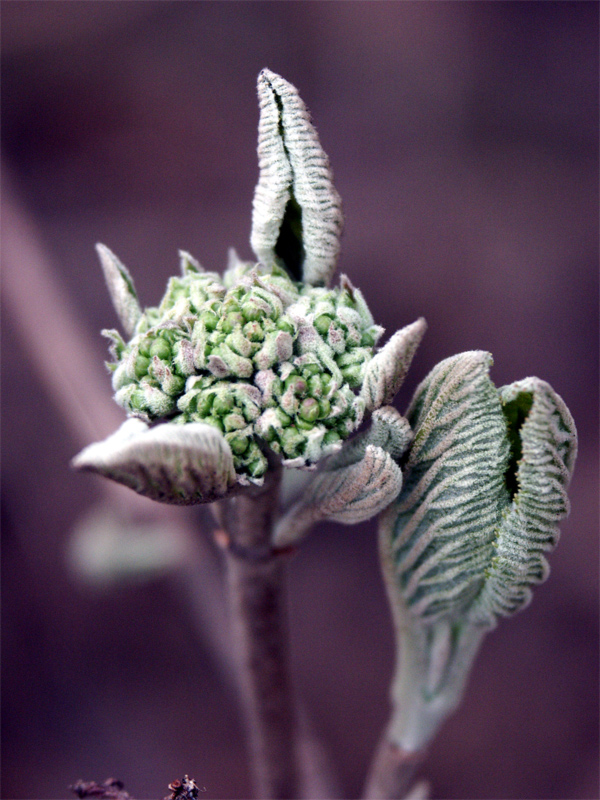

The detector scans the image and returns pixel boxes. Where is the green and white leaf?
[361,318,427,412]
[325,405,412,470]
[72,418,236,505]
[381,351,510,623]
[275,443,403,547]
[251,69,343,287]
[96,244,142,336]
[469,377,577,623]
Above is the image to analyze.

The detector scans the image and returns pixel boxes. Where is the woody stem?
[217,468,301,799]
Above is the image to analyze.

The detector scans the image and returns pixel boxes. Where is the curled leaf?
[381,352,577,626]
[72,419,237,505]
[380,351,509,623]
[470,377,577,623]
[376,354,577,751]
[325,405,412,470]
[361,318,427,412]
[96,244,141,336]
[274,444,403,547]
[251,69,343,286]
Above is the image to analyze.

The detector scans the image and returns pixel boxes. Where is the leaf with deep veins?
[251,69,343,287]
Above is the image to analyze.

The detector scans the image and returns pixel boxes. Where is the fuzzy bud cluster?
[103,255,383,481]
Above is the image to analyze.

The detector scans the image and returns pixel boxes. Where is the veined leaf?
[275,443,403,547]
[380,352,510,622]
[470,378,577,623]
[72,419,237,505]
[251,69,343,287]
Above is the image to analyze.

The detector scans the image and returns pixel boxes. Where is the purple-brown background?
[2,3,598,798]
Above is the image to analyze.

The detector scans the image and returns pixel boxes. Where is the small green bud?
[150,338,172,360]
[314,314,333,335]
[224,413,247,432]
[296,416,314,431]
[361,328,379,347]
[201,310,218,331]
[242,301,263,322]
[277,318,295,334]
[281,426,305,457]
[323,430,341,446]
[248,455,268,479]
[220,312,243,333]
[226,432,250,455]
[301,363,321,378]
[134,356,151,379]
[299,397,320,423]
[285,375,307,396]
[204,416,225,433]
[275,408,292,427]
[318,398,331,418]
[212,395,234,415]
[341,364,363,387]
[130,389,148,412]
[244,321,265,342]
[196,391,215,417]
[308,374,322,397]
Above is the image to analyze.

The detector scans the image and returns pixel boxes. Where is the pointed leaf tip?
[361,318,427,411]
[251,69,343,286]
[96,244,142,336]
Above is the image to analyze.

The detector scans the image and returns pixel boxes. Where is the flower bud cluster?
[104,257,383,481]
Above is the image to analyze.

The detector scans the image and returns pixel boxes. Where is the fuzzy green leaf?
[251,69,343,287]
[380,352,511,623]
[72,419,236,505]
[275,442,403,547]
[96,244,142,336]
[361,318,427,412]
[470,377,577,622]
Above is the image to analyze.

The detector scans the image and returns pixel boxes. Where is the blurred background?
[2,3,598,798]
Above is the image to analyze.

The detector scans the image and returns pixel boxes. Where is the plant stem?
[363,736,426,800]
[217,469,301,799]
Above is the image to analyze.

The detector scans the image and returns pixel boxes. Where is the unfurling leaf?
[274,408,409,547]
[72,419,237,505]
[361,318,427,412]
[381,351,577,625]
[376,351,577,751]
[251,69,343,287]
[380,351,509,623]
[470,376,577,623]
[96,244,142,336]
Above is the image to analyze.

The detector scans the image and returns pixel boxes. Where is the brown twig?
[215,469,301,799]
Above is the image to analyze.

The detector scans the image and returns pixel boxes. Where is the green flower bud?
[149,338,172,360]
[281,426,305,457]
[212,394,234,415]
[299,397,320,423]
[104,248,383,482]
[134,355,151,379]
[201,310,218,331]
[226,431,250,455]
[315,314,333,335]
